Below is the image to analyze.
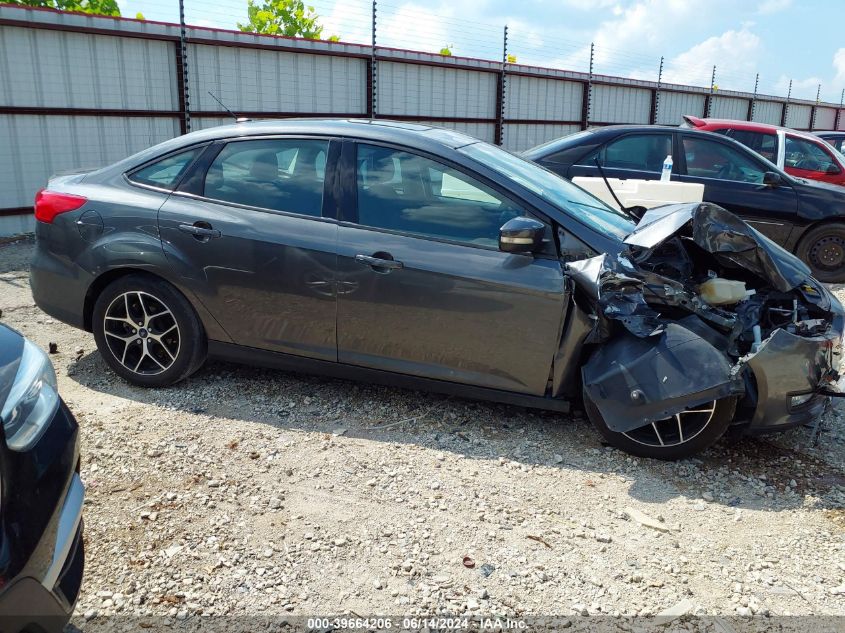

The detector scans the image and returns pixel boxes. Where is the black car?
[29,119,845,459]
[0,324,84,631]
[816,131,845,154]
[524,125,845,283]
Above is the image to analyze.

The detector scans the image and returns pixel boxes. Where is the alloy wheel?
[102,291,180,375]
[622,401,716,448]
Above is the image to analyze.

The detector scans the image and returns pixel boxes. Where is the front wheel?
[92,274,207,387]
[795,223,845,283]
[583,390,737,460]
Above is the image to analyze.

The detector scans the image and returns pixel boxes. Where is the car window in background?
[682,137,766,183]
[728,129,778,164]
[785,136,838,173]
[459,141,635,240]
[202,139,328,216]
[579,133,673,173]
[356,144,523,247]
[128,148,202,190]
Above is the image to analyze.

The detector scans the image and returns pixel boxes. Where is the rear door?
[567,131,675,180]
[334,141,565,395]
[157,136,339,360]
[676,132,800,245]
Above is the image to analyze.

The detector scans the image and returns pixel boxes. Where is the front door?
[158,137,339,360]
[677,133,800,245]
[335,142,566,395]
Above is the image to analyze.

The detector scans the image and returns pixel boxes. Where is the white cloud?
[663,27,762,89]
[774,75,823,99]
[834,47,845,84]
[757,0,792,15]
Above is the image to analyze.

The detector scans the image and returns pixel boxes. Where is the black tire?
[92,274,207,387]
[795,223,845,283]
[583,389,737,460]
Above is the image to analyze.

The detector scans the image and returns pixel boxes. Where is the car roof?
[816,131,845,137]
[690,116,828,141]
[180,118,479,149]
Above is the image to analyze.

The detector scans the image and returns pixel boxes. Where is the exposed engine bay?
[569,202,845,435]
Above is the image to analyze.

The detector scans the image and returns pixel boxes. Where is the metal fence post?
[781,79,792,127]
[581,42,594,130]
[177,0,190,134]
[369,0,377,119]
[650,56,663,125]
[494,25,508,146]
[748,73,759,121]
[836,89,845,131]
[810,83,821,130]
[704,65,716,118]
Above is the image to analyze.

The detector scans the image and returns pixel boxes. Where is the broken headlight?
[789,392,815,409]
[0,339,59,451]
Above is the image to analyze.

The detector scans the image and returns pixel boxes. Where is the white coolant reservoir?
[698,278,747,305]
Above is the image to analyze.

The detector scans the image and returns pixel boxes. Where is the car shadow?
[67,349,845,515]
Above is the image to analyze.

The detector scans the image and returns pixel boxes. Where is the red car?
[683,116,845,187]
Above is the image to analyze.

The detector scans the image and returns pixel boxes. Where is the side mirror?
[827,164,843,175]
[499,216,545,254]
[763,171,783,187]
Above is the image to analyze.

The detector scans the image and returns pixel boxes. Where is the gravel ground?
[3,237,845,627]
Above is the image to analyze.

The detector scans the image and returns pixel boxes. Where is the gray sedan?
[29,119,844,459]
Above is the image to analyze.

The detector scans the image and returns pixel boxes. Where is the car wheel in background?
[583,391,737,460]
[795,223,845,283]
[92,274,207,387]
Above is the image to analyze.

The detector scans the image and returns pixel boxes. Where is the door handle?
[355,253,404,270]
[178,223,221,240]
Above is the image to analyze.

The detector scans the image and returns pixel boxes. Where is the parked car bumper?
[0,400,84,632]
[744,320,844,433]
[30,227,90,330]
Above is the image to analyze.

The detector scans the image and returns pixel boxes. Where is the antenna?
[208,91,247,122]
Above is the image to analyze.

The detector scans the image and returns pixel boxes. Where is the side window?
[728,130,778,163]
[682,137,765,184]
[595,134,673,173]
[356,144,526,247]
[784,136,837,173]
[128,147,202,190]
[202,138,328,216]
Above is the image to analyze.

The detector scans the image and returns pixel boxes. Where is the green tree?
[238,0,329,39]
[6,0,120,17]
[439,44,453,56]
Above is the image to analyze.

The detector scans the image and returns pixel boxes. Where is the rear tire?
[795,223,845,283]
[583,389,736,460]
[92,274,207,387]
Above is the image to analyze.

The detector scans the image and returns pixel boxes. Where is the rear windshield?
[459,142,635,240]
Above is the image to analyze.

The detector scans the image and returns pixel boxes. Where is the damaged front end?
[576,202,845,436]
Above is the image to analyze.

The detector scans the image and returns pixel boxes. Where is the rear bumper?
[30,240,90,330]
[744,326,842,433]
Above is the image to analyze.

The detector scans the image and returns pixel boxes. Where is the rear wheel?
[583,390,736,460]
[92,274,207,387]
[795,223,845,283]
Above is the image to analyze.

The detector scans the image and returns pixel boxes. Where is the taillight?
[34,189,87,223]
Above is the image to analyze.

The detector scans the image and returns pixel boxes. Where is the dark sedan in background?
[28,119,844,459]
[525,125,845,282]
[0,324,84,631]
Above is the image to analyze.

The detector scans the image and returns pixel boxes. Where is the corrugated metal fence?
[2,4,844,232]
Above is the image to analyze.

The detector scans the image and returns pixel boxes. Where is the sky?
[118,0,845,103]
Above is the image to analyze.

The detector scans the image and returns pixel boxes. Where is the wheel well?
[793,218,845,253]
[83,269,163,332]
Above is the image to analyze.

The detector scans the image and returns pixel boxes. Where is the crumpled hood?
[624,202,811,292]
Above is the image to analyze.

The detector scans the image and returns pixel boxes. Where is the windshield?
[460,141,635,240]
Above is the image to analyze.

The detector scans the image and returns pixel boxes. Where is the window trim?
[169,134,338,221]
[346,139,557,256]
[124,143,210,194]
